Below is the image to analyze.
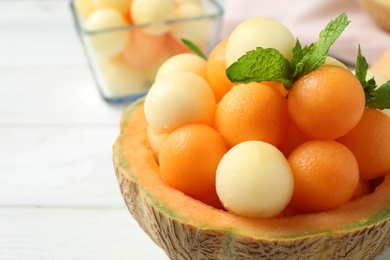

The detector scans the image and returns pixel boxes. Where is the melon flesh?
[113,99,390,259]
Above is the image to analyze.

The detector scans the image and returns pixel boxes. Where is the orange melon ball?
[144,71,215,133]
[337,108,390,180]
[206,39,235,102]
[159,123,228,199]
[215,82,289,148]
[225,17,296,67]
[122,29,166,70]
[351,179,371,200]
[216,140,294,218]
[85,8,130,58]
[170,2,210,48]
[288,140,360,213]
[131,0,176,35]
[146,125,168,162]
[165,33,192,56]
[288,65,365,140]
[155,53,207,81]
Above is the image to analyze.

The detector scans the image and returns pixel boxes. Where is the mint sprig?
[355,45,390,109]
[226,13,350,90]
[226,47,293,88]
[181,39,207,60]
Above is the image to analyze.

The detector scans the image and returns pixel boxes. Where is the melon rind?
[113,98,390,260]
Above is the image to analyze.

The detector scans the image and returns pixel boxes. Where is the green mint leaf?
[366,81,390,109]
[292,13,350,80]
[181,39,207,60]
[354,45,377,100]
[226,47,293,89]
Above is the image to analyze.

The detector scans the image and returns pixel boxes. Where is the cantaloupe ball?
[225,17,296,67]
[75,0,95,19]
[85,8,130,58]
[155,53,207,81]
[170,2,210,48]
[216,141,294,218]
[131,0,176,35]
[325,56,347,69]
[99,56,147,96]
[123,29,167,70]
[144,71,215,133]
[92,0,132,15]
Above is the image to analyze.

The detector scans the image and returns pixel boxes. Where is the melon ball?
[123,29,167,70]
[225,17,296,67]
[155,53,207,81]
[144,71,215,133]
[92,0,131,15]
[131,0,176,35]
[75,0,95,19]
[216,141,294,218]
[170,2,210,48]
[325,56,347,69]
[85,8,130,58]
[99,56,147,96]
[146,125,168,161]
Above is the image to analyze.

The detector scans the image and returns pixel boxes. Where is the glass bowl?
[70,0,223,103]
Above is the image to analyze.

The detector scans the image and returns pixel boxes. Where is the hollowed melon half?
[113,98,390,259]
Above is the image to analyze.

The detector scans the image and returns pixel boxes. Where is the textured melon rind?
[113,98,390,259]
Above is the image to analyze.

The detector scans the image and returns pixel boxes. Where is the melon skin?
[113,99,390,260]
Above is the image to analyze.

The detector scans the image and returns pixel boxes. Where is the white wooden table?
[0,1,389,259]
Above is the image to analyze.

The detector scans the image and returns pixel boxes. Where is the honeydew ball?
[146,125,169,161]
[225,17,296,67]
[325,56,347,69]
[75,0,95,19]
[170,2,210,48]
[216,141,294,218]
[92,0,131,14]
[144,71,215,133]
[155,53,207,81]
[131,0,176,35]
[100,56,147,96]
[85,8,130,58]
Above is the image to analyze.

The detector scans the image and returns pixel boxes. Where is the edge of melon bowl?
[112,98,390,259]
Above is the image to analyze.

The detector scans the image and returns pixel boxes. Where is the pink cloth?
[221,0,390,65]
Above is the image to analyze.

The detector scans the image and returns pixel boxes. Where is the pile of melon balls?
[144,16,390,218]
[74,0,212,97]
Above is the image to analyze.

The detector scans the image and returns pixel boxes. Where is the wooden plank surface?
[0,1,389,259]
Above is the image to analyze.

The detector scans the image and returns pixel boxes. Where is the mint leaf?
[366,81,390,109]
[292,13,350,80]
[226,47,293,89]
[181,39,207,60]
[355,45,376,100]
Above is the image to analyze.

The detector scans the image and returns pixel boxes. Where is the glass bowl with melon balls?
[113,13,390,259]
[70,0,223,103]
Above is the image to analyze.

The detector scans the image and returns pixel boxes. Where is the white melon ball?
[144,71,215,133]
[155,53,207,81]
[216,141,294,218]
[325,56,347,69]
[75,0,95,19]
[131,0,176,35]
[146,125,169,161]
[100,56,147,96]
[85,8,130,57]
[225,17,296,67]
[92,0,131,14]
[170,2,210,48]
